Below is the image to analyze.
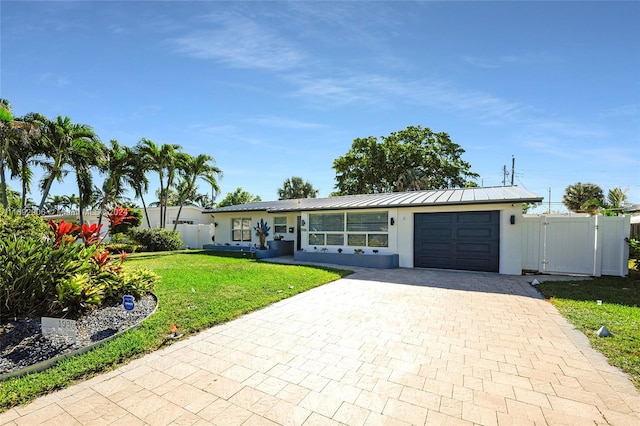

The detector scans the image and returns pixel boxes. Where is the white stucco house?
[203,186,543,275]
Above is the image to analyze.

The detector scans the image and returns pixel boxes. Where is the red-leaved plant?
[79,222,104,247]
[48,219,79,249]
[108,206,134,228]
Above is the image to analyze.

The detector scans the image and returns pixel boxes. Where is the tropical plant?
[69,135,106,225]
[6,112,44,210]
[562,182,604,213]
[0,208,157,321]
[34,114,100,213]
[217,187,262,207]
[172,153,222,231]
[332,125,478,195]
[607,187,628,210]
[96,140,133,226]
[126,144,152,228]
[136,138,182,228]
[277,176,318,200]
[254,218,270,249]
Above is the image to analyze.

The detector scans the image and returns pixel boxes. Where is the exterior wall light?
[510,215,515,225]
[390,218,395,226]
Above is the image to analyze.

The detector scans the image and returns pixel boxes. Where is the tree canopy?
[277,176,318,200]
[217,187,262,207]
[332,125,478,195]
[562,182,604,213]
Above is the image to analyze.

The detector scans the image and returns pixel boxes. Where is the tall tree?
[96,140,132,226]
[8,113,44,210]
[332,125,478,195]
[136,138,182,228]
[607,187,628,209]
[36,115,99,212]
[0,98,14,209]
[217,187,262,207]
[562,182,604,213]
[277,176,318,200]
[69,136,106,225]
[172,153,222,231]
[125,144,152,228]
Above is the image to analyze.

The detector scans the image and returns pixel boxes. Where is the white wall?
[210,213,299,247]
[141,206,214,228]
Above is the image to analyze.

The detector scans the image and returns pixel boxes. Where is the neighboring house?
[204,186,543,275]
[623,204,640,236]
[47,205,214,235]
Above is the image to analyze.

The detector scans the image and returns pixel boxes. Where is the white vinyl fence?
[522,215,630,277]
[174,224,215,250]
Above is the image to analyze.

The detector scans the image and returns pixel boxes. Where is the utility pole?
[511,155,515,186]
[548,187,551,214]
[502,165,509,186]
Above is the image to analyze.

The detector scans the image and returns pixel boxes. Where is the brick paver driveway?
[2,267,639,425]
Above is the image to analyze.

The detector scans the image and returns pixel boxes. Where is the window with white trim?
[308,211,388,247]
[274,216,287,234]
[232,218,252,242]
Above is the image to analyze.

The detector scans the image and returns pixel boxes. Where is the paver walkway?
[1,267,639,425]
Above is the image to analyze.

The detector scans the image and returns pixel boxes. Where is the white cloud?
[172,17,303,71]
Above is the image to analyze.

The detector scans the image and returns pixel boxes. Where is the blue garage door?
[414,211,500,272]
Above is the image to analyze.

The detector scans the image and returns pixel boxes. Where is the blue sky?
[2,1,639,212]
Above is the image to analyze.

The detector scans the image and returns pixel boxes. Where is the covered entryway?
[414,211,500,272]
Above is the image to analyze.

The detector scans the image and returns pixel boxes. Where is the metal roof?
[204,186,543,214]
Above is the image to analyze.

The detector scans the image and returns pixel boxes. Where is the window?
[232,218,252,242]
[309,213,344,232]
[309,233,325,245]
[308,211,389,248]
[274,216,287,234]
[326,234,344,245]
[347,212,388,232]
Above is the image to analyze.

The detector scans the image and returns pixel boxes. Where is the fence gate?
[522,215,630,277]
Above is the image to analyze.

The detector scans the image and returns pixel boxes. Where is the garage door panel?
[457,228,494,238]
[414,211,500,272]
[456,243,493,253]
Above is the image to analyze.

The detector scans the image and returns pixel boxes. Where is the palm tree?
[172,153,222,231]
[35,115,99,212]
[562,182,604,213]
[125,145,152,228]
[96,140,133,226]
[8,113,44,210]
[607,187,628,210]
[69,137,106,225]
[46,194,66,213]
[0,98,15,209]
[277,176,318,200]
[136,138,182,228]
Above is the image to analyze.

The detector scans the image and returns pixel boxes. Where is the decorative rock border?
[0,293,158,382]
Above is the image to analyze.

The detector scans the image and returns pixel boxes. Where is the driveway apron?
[1,267,639,425]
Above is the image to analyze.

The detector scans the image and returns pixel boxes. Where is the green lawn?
[537,271,640,390]
[0,251,350,411]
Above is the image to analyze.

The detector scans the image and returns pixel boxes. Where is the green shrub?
[0,212,159,321]
[0,236,96,320]
[628,235,640,271]
[0,211,49,241]
[53,273,105,316]
[128,228,183,252]
[111,268,159,300]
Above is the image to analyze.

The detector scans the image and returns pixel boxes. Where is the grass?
[536,270,640,390]
[0,251,350,411]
